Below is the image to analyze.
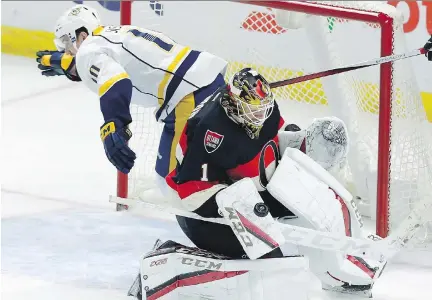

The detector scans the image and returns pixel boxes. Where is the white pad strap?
[216,178,285,260]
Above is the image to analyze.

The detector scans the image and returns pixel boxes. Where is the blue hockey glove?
[425,35,432,61]
[36,50,81,81]
[100,119,136,174]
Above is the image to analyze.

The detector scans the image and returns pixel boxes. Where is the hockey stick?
[269,48,427,89]
[109,195,381,259]
[109,194,432,261]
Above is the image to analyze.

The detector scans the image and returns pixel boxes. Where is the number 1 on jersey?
[201,164,208,181]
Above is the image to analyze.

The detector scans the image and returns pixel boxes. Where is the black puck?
[254,203,269,217]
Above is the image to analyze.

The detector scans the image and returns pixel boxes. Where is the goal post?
[116,1,432,241]
[239,0,395,238]
[117,0,132,201]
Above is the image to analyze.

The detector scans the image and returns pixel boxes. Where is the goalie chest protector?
[182,91,284,191]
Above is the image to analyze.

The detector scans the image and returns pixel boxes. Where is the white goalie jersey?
[75,25,228,121]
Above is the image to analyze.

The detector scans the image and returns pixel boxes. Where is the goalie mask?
[225,68,275,139]
[54,5,101,55]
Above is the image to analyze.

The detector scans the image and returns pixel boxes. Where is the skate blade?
[322,284,372,298]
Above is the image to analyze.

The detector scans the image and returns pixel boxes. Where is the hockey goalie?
[128,68,388,300]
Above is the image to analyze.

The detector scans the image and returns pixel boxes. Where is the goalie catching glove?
[100,119,136,174]
[278,117,349,172]
[36,50,81,81]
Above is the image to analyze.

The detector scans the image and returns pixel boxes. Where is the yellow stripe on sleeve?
[98,72,130,97]
[157,47,190,106]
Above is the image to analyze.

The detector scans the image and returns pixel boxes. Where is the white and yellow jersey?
[75,25,228,121]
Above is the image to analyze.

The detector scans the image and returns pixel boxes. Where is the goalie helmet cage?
[117,1,432,240]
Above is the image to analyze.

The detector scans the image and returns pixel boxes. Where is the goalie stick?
[110,193,432,262]
[268,48,427,89]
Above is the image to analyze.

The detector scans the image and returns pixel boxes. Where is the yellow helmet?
[226,68,275,139]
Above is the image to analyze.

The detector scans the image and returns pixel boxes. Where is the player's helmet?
[225,68,275,139]
[54,5,101,55]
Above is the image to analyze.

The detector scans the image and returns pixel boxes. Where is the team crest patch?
[204,130,224,153]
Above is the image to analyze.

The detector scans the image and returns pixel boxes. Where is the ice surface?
[2,54,432,300]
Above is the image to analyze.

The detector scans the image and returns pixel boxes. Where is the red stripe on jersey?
[227,156,260,179]
[166,169,179,191]
[166,169,220,200]
[227,135,279,180]
[278,116,285,130]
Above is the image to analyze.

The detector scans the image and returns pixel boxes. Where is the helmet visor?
[54,34,77,55]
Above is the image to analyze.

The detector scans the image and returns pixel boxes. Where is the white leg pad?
[267,148,386,288]
[267,148,346,235]
[138,242,310,300]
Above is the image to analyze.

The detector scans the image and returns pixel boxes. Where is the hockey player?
[35,4,227,179]
[129,68,387,299]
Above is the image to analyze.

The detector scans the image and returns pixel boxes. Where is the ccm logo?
[181,257,222,270]
[150,258,167,267]
[225,207,253,247]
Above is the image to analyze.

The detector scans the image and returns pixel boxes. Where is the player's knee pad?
[131,239,310,300]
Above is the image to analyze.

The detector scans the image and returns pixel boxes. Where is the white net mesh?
[123,1,432,241]
[128,105,163,192]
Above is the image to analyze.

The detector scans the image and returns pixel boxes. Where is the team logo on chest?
[204,130,224,153]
